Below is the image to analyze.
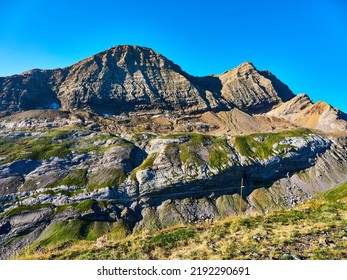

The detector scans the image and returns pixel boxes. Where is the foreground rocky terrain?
[16,182,347,260]
[0,45,346,259]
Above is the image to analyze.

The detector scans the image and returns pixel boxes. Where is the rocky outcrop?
[0,207,54,259]
[266,94,347,133]
[57,45,227,114]
[0,69,67,113]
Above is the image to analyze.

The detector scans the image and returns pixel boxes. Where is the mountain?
[0,45,346,260]
[1,45,294,116]
[217,62,294,113]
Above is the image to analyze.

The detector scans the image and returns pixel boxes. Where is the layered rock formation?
[1,45,294,116]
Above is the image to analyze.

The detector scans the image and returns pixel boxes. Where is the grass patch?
[20,220,130,257]
[55,203,77,214]
[48,169,88,188]
[0,203,52,217]
[144,228,196,254]
[75,199,95,213]
[323,182,347,202]
[87,168,127,191]
[14,181,347,260]
[232,129,311,159]
[0,134,72,163]
[208,149,229,170]
[131,154,157,181]
[177,134,231,171]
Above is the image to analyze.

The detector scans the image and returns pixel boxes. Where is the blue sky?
[1,0,347,112]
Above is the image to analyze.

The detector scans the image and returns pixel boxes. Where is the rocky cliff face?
[0,68,67,113]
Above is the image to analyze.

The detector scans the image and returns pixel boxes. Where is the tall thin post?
[239,175,244,214]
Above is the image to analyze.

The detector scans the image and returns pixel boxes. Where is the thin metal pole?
[239,175,244,214]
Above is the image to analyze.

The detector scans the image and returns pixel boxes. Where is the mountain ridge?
[0,45,294,115]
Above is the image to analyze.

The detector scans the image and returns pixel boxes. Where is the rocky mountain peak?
[217,62,295,113]
[235,61,257,72]
[101,45,177,69]
[267,93,347,133]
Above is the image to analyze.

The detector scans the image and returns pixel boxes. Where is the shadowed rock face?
[0,45,294,115]
[0,69,67,112]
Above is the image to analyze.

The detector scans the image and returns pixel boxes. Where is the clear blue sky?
[1,0,346,112]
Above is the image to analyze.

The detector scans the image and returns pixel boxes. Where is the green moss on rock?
[232,129,311,159]
[0,203,52,217]
[88,168,127,191]
[131,154,157,181]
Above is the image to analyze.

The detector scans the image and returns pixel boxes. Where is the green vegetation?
[0,203,52,217]
[31,220,86,250]
[176,133,231,171]
[16,181,347,260]
[55,203,77,214]
[60,169,88,186]
[143,228,195,256]
[0,130,73,163]
[20,220,130,257]
[208,150,228,170]
[45,129,73,140]
[0,129,135,164]
[75,199,95,213]
[88,168,127,191]
[47,169,88,189]
[232,129,311,159]
[131,154,157,181]
[323,182,347,202]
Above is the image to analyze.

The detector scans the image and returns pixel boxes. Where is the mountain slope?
[57,45,225,114]
[1,125,347,259]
